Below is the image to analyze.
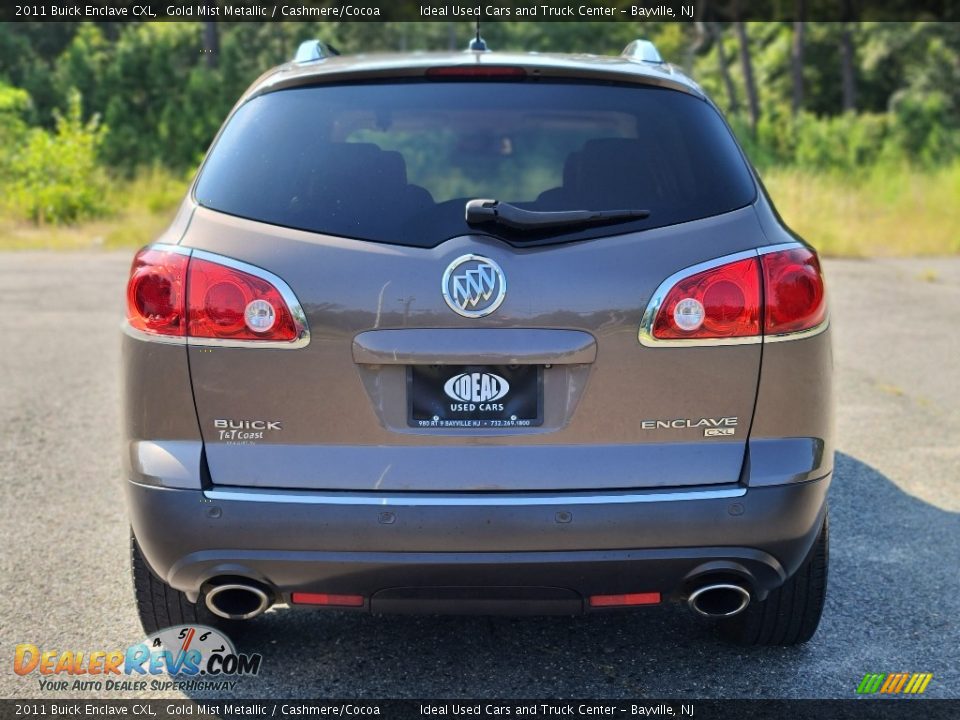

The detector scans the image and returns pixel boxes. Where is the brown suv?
[124,38,832,645]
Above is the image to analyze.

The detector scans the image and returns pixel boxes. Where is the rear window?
[194,81,756,247]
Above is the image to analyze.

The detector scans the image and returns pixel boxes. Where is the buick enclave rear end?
[124,41,831,645]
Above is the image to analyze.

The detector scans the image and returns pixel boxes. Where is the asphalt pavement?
[0,252,957,700]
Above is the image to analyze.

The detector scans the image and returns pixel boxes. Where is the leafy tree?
[0,82,31,181]
[9,89,110,224]
[791,5,806,114]
[53,24,110,120]
[99,22,214,169]
[0,22,78,125]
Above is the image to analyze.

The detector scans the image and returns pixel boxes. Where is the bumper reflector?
[291,592,364,607]
[589,592,661,607]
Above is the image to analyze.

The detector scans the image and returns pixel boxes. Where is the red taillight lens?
[126,248,188,336]
[652,257,761,340]
[647,246,826,343]
[187,257,298,341]
[761,247,826,335]
[126,246,301,343]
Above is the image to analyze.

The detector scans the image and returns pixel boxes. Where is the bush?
[9,89,111,224]
[0,83,31,180]
[885,90,960,167]
[118,165,192,215]
[793,111,889,172]
[735,105,959,174]
[101,23,226,171]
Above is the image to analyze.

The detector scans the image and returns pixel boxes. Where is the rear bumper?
[128,474,829,613]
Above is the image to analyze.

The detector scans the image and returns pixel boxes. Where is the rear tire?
[131,533,234,635]
[719,511,829,646]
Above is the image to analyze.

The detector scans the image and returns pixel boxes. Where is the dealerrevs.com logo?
[14,625,262,692]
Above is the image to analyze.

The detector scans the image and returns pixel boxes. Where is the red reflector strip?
[426,66,527,78]
[589,592,661,607]
[291,592,364,607]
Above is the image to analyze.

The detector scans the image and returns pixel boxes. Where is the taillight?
[187,257,298,341]
[761,247,826,335]
[126,248,188,337]
[125,245,305,346]
[642,244,826,345]
[651,257,761,341]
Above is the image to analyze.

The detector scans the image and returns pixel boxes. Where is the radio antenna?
[468,19,488,51]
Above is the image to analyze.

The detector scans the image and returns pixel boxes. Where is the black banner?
[1,0,958,22]
[1,700,959,720]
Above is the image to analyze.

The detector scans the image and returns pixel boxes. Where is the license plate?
[408,365,543,428]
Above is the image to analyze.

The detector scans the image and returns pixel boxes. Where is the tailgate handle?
[352,329,596,365]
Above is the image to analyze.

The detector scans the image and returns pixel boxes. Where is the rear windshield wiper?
[465,199,650,232]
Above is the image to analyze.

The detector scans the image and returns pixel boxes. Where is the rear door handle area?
[352,329,597,365]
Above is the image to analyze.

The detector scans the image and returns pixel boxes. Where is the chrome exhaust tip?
[204,583,271,620]
[687,583,751,618]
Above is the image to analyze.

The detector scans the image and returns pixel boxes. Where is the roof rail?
[293,40,340,64]
[621,39,663,65]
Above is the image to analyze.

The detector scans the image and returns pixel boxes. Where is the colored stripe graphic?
[857,673,932,694]
[857,674,886,694]
[909,674,933,694]
[880,673,907,693]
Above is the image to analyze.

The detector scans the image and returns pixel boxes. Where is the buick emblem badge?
[441,254,507,318]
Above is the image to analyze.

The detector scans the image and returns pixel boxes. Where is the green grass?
[2,165,959,257]
[0,167,189,251]
[762,163,960,257]
[0,210,175,251]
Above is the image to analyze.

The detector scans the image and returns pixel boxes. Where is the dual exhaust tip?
[687,582,751,618]
[204,579,751,621]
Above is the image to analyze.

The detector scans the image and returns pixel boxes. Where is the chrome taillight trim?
[764,318,830,343]
[187,248,311,349]
[637,247,762,348]
[124,243,310,349]
[121,322,187,345]
[637,242,828,348]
